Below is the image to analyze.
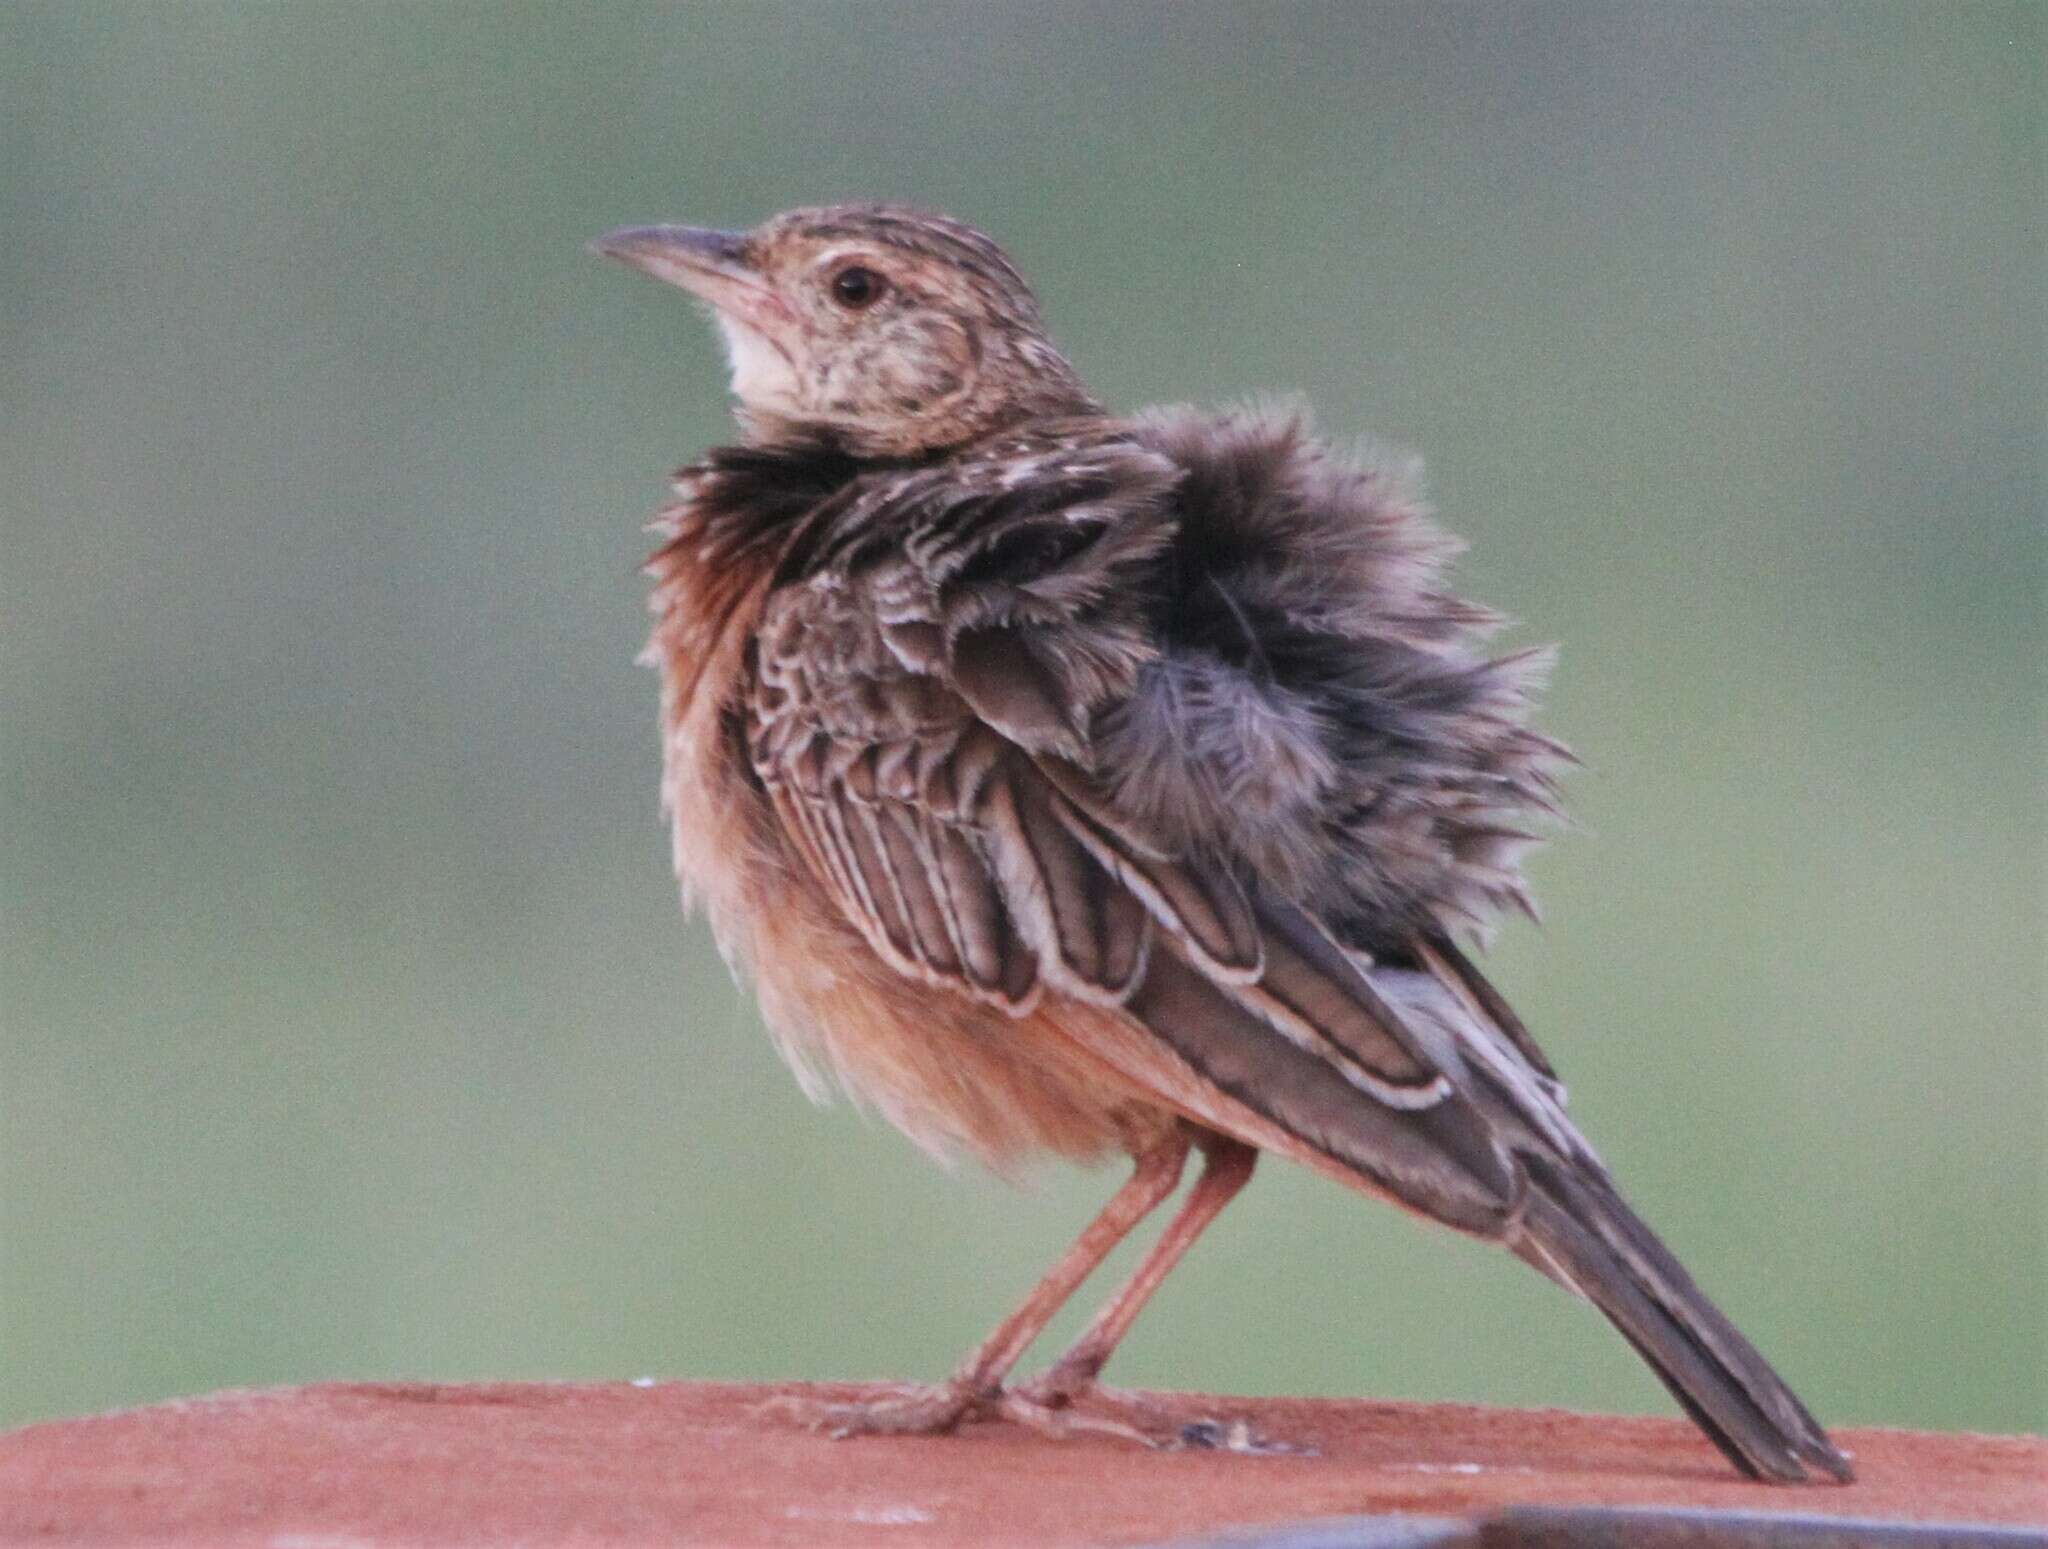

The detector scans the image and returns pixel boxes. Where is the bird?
[591,203,1853,1483]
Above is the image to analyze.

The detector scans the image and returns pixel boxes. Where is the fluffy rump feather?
[1101,404,1571,953]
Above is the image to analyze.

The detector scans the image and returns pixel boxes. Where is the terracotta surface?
[0,1381,2040,1546]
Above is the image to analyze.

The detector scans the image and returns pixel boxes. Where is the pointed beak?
[590,224,789,332]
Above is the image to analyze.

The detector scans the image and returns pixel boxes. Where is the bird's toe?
[770,1380,989,1439]
[1004,1377,1314,1456]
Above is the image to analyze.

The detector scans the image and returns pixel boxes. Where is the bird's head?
[593,205,1098,459]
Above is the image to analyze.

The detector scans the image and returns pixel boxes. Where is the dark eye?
[830,265,886,309]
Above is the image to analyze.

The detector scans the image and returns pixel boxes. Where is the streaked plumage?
[597,205,1851,1482]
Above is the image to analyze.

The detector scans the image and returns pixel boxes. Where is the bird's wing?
[745,432,1853,1483]
[746,435,1527,1232]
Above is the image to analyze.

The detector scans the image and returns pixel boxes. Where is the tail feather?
[1511,1151,1854,1484]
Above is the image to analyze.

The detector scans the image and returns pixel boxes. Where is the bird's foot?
[1008,1367,1313,1455]
[987,1386,1166,1448]
[775,1380,1165,1447]
[775,1372,1309,1455]
[771,1378,991,1439]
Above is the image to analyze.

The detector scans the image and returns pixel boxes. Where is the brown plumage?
[593,205,1852,1482]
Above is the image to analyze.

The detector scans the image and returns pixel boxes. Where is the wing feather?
[1048,795,1262,983]
[872,803,961,977]
[743,438,1483,1217]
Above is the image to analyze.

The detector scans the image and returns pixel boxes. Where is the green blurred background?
[3,4,2041,1438]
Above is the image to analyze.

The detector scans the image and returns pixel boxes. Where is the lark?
[593,205,1850,1482]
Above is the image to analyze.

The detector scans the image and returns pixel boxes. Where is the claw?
[994,1388,1161,1448]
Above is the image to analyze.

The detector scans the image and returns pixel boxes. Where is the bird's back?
[1107,405,1568,957]
[746,404,1569,959]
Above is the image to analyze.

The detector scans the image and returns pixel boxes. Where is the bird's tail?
[1509,1150,1854,1484]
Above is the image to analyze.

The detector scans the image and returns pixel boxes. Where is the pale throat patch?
[714,314,803,413]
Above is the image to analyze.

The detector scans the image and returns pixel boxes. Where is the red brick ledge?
[0,1381,2039,1546]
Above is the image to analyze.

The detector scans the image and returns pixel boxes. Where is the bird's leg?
[1022,1137,1256,1404]
[1005,1136,1295,1452]
[802,1129,1192,1439]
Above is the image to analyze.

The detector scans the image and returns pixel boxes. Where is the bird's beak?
[590,224,790,334]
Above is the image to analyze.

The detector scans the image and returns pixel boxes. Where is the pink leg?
[1022,1135,1256,1403]
[1005,1137,1298,1452]
[801,1129,1192,1439]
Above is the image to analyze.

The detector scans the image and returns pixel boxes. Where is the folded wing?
[745,431,1524,1232]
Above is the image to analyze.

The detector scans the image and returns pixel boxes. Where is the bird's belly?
[662,737,1162,1172]
[731,861,1170,1170]
[652,611,1166,1173]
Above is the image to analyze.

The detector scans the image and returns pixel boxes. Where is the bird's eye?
[830,265,887,310]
